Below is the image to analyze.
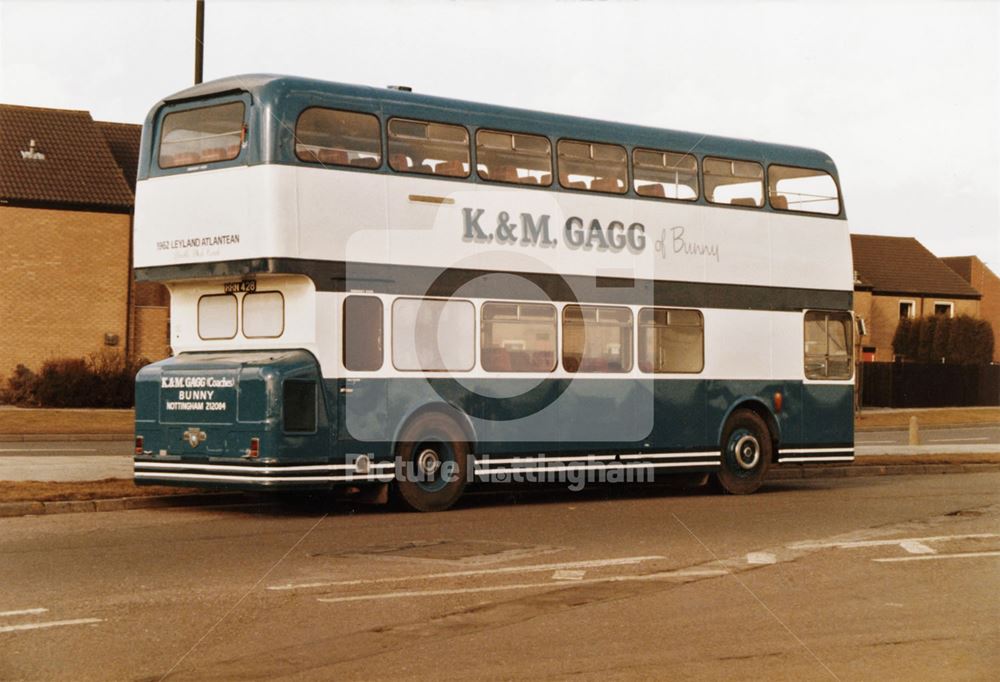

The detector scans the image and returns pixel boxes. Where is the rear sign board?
[159,372,238,423]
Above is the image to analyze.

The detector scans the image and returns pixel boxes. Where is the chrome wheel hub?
[417,448,442,476]
[733,435,761,470]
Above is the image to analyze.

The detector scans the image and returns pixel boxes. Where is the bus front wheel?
[393,412,469,512]
[714,409,771,495]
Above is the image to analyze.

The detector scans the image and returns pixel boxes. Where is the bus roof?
[146,73,839,175]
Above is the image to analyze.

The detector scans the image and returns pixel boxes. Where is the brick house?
[942,255,1000,363]
[851,234,982,362]
[0,104,169,382]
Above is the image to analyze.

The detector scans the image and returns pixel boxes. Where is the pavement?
[0,472,996,679]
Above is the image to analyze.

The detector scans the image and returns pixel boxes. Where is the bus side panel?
[706,380,796,446]
[648,378,707,452]
[368,378,663,457]
[334,377,392,460]
[801,383,854,446]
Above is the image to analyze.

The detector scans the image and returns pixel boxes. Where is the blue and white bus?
[132,74,854,511]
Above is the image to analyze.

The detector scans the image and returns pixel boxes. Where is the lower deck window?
[242,291,284,338]
[804,311,853,379]
[283,379,317,433]
[392,298,475,371]
[481,302,557,372]
[198,294,238,340]
[562,305,633,372]
[344,296,384,371]
[638,308,704,373]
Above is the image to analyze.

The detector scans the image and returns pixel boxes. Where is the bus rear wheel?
[714,409,771,495]
[393,412,469,512]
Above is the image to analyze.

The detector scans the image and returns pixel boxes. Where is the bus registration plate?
[223,279,256,294]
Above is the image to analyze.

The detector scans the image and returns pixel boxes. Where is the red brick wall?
[967,259,1000,362]
[0,205,130,378]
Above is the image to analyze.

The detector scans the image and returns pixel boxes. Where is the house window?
[933,302,954,317]
[898,300,915,319]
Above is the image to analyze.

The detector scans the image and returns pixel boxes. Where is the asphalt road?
[1,473,998,680]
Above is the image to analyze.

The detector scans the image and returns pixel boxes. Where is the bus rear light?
[248,437,260,459]
[773,392,784,414]
[135,436,144,455]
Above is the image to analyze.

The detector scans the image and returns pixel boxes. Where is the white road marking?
[0,448,97,453]
[927,437,990,443]
[789,533,998,550]
[317,570,698,604]
[552,570,586,581]
[0,618,103,634]
[0,608,48,618]
[899,540,935,555]
[746,552,777,565]
[269,555,664,591]
[667,568,730,577]
[874,551,1000,563]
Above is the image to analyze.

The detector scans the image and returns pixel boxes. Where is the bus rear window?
[242,291,284,338]
[198,294,237,340]
[159,101,245,169]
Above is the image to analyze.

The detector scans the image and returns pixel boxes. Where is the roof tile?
[0,104,135,209]
[851,234,981,299]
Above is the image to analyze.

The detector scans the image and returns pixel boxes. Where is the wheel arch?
[392,402,478,454]
[717,397,781,459]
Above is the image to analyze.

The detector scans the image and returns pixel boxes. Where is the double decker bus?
[132,74,854,511]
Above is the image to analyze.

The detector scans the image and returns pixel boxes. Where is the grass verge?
[0,408,134,435]
[0,479,196,504]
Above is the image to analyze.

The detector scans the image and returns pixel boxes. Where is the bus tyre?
[393,412,469,512]
[714,409,771,495]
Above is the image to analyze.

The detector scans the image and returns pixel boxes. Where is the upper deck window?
[633,149,698,201]
[703,157,764,207]
[476,130,552,186]
[558,140,627,194]
[388,118,470,177]
[295,108,381,168]
[159,101,244,169]
[768,165,840,215]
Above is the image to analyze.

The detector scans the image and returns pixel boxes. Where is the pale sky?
[1,0,998,267]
